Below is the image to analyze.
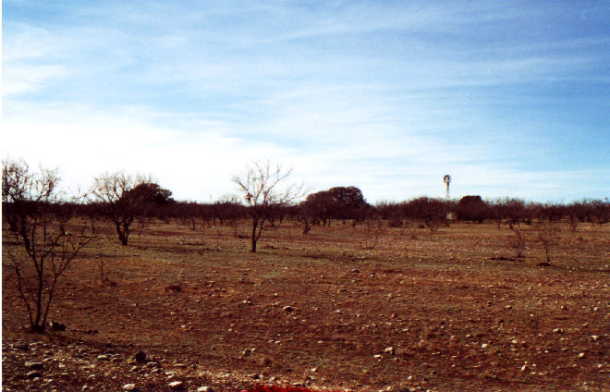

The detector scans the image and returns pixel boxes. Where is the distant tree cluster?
[376,195,610,230]
[302,186,370,226]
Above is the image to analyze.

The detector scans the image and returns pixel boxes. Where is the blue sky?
[3,0,609,203]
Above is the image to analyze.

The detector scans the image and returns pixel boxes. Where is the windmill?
[443,174,451,199]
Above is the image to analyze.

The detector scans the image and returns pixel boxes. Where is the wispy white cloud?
[3,1,609,203]
[3,64,68,95]
[5,98,607,203]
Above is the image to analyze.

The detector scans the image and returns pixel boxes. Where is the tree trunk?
[250,218,258,253]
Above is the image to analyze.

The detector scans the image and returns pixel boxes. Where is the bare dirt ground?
[3,219,609,391]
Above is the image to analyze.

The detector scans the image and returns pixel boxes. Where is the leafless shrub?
[2,159,94,333]
[95,256,116,287]
[537,220,560,266]
[507,223,526,259]
[360,217,387,250]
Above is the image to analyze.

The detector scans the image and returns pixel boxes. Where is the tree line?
[4,158,610,248]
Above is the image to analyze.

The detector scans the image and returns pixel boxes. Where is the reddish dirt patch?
[3,220,609,391]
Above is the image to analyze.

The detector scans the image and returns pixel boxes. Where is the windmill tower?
[443,174,451,199]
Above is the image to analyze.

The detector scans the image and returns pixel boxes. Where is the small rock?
[197,387,214,392]
[384,346,395,355]
[591,335,600,342]
[578,352,586,359]
[26,370,43,378]
[481,343,489,349]
[168,381,184,390]
[123,384,137,391]
[283,305,296,312]
[25,361,44,370]
[49,321,66,331]
[97,354,110,361]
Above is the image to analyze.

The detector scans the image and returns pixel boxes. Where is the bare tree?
[2,159,93,333]
[90,172,152,246]
[232,161,303,252]
[3,159,58,233]
[537,220,560,266]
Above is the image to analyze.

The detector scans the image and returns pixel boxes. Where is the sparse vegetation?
[536,220,561,266]
[507,223,527,259]
[2,159,94,333]
[232,161,303,253]
[90,172,169,246]
[2,158,609,391]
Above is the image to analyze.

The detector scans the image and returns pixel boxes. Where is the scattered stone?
[197,387,214,392]
[481,343,489,349]
[578,352,586,359]
[591,335,600,342]
[122,384,137,391]
[384,347,395,355]
[168,380,184,390]
[26,370,43,379]
[49,321,66,331]
[283,305,296,312]
[25,361,44,370]
[96,354,110,361]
